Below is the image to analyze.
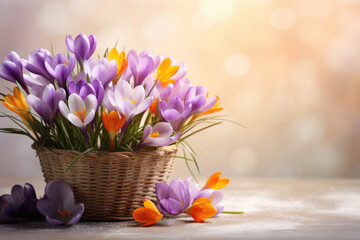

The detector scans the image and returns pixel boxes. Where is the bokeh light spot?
[224,53,251,77]
[270,8,297,30]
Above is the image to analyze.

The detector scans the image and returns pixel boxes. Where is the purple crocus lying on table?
[37,180,84,225]
[0,183,39,223]
[155,177,200,216]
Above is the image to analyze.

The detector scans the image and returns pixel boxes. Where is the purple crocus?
[27,84,66,128]
[155,179,191,216]
[103,80,153,121]
[68,79,104,107]
[22,49,53,82]
[123,49,155,87]
[185,86,217,115]
[138,122,180,148]
[37,180,84,225]
[24,74,49,97]
[84,58,117,88]
[195,189,224,216]
[66,34,96,63]
[0,183,39,223]
[44,53,76,88]
[159,96,192,131]
[0,51,29,94]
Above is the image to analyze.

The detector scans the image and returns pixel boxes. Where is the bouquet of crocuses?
[0,33,226,174]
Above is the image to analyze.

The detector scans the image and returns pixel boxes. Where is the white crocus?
[59,93,97,130]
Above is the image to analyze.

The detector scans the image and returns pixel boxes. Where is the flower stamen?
[150,131,160,138]
[58,209,71,221]
[74,109,86,123]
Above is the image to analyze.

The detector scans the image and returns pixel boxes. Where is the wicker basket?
[33,144,177,221]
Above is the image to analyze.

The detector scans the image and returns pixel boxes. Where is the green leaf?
[66,148,95,172]
[222,211,245,214]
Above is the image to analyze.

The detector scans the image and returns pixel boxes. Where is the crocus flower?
[195,189,224,215]
[44,53,76,88]
[108,48,128,85]
[22,49,53,82]
[103,80,153,121]
[202,172,229,190]
[36,180,84,225]
[102,110,126,151]
[0,51,29,94]
[139,122,180,148]
[123,49,155,87]
[59,93,97,147]
[66,34,96,63]
[84,58,117,87]
[191,95,223,121]
[1,87,34,127]
[154,57,179,87]
[27,84,66,128]
[185,86,217,116]
[0,183,39,223]
[159,96,192,131]
[68,79,104,107]
[133,199,163,227]
[185,198,217,223]
[155,178,191,216]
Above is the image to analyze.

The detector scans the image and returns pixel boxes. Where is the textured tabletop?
[0,178,359,240]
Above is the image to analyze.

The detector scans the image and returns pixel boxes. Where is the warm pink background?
[0,0,359,179]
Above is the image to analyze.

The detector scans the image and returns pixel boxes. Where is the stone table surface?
[0,177,360,240]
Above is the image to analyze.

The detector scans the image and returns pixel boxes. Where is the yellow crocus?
[108,47,128,85]
[1,87,34,126]
[154,57,179,87]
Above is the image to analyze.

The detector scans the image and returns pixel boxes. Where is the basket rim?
[32,142,178,155]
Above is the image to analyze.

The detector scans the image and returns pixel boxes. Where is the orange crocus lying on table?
[186,198,217,223]
[133,199,163,227]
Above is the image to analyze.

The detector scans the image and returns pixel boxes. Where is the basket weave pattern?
[34,145,177,221]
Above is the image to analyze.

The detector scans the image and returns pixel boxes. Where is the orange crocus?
[1,87,34,127]
[154,57,179,87]
[108,47,128,85]
[149,98,160,114]
[186,198,217,223]
[133,199,163,227]
[202,172,230,190]
[102,110,126,151]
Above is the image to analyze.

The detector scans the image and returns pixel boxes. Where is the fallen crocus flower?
[155,178,191,216]
[36,180,84,225]
[186,198,217,223]
[133,199,163,227]
[0,183,39,223]
[202,172,230,190]
[195,189,224,216]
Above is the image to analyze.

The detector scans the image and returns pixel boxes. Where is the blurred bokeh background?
[0,0,360,179]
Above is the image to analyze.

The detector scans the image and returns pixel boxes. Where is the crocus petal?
[66,35,74,52]
[44,180,75,210]
[212,178,230,190]
[46,216,64,225]
[67,203,84,225]
[68,94,86,113]
[215,205,224,216]
[36,198,58,220]
[203,172,221,189]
